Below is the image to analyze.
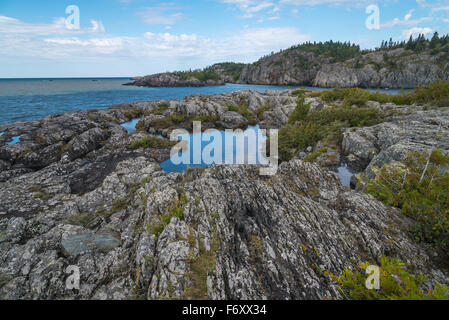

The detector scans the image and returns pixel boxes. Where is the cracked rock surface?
[1,156,447,299]
[1,90,448,300]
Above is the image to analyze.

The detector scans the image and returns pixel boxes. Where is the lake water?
[0,78,401,125]
[0,78,301,125]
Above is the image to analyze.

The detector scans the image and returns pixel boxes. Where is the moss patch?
[29,184,53,201]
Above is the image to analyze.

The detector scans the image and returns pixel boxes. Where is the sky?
[0,0,448,78]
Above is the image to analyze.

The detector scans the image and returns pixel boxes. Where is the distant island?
[125,33,449,89]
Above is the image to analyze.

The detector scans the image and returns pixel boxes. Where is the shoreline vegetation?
[277,80,449,162]
[126,32,449,89]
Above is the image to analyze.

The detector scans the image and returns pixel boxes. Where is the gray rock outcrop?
[1,89,448,300]
[125,73,225,87]
[239,48,449,89]
[342,106,449,177]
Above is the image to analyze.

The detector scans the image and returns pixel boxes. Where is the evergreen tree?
[430,32,440,49]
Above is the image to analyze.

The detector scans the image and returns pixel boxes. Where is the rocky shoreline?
[128,47,449,89]
[0,89,448,299]
[124,73,225,87]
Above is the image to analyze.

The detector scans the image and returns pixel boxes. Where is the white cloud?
[0,15,310,65]
[221,0,279,20]
[90,20,106,33]
[381,16,433,28]
[280,0,385,6]
[431,6,449,12]
[137,3,183,25]
[401,27,433,39]
[404,9,414,21]
[0,15,105,35]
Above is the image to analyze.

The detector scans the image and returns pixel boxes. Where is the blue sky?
[0,0,448,78]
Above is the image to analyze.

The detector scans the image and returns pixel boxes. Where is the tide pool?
[121,118,140,134]
[336,162,357,187]
[6,135,23,145]
[161,125,269,173]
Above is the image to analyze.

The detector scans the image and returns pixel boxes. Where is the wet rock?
[61,231,121,256]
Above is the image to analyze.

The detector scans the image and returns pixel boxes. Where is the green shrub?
[150,117,173,129]
[291,88,311,96]
[147,194,188,237]
[304,148,328,162]
[171,115,186,123]
[35,135,47,146]
[328,255,448,300]
[64,213,96,227]
[0,274,13,289]
[205,62,245,81]
[279,105,380,162]
[21,148,33,157]
[227,103,252,119]
[288,96,311,124]
[278,122,321,161]
[411,80,449,107]
[135,119,146,132]
[314,80,449,108]
[173,70,221,82]
[111,197,130,213]
[366,149,449,252]
[151,115,186,129]
[256,104,272,120]
[124,108,142,119]
[183,232,219,300]
[152,102,169,115]
[306,106,380,127]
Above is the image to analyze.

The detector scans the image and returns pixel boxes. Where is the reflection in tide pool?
[161,125,268,173]
[0,132,3,137]
[149,133,164,139]
[121,118,163,138]
[121,118,140,134]
[337,163,357,187]
[6,135,23,145]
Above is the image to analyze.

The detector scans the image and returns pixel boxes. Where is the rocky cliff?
[130,39,449,89]
[0,90,448,299]
[239,48,449,89]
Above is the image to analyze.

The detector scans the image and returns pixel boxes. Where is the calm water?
[0,78,402,125]
[336,162,357,187]
[160,125,268,173]
[0,78,302,125]
[121,118,141,134]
